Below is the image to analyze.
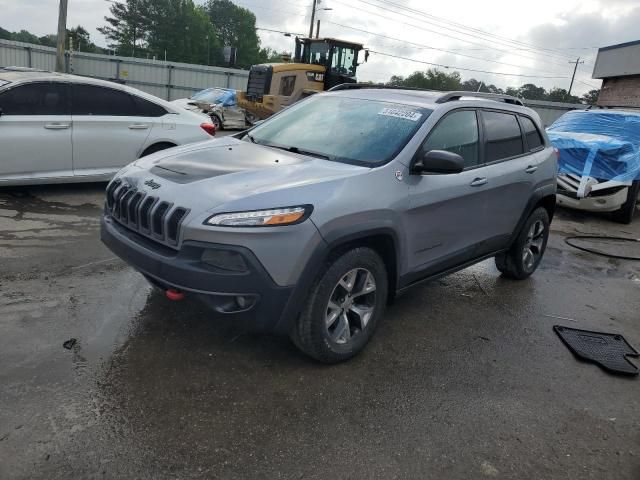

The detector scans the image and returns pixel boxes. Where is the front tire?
[495,207,550,280]
[611,181,639,224]
[290,247,388,364]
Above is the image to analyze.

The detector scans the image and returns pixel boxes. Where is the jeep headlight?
[205,206,312,227]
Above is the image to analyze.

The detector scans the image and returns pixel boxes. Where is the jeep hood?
[126,137,368,209]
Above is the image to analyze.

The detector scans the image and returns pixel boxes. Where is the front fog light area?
[201,249,248,272]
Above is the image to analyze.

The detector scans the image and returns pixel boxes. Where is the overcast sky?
[1,0,639,95]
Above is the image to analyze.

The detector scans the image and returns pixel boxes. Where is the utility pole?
[568,57,584,97]
[55,0,68,72]
[308,0,317,38]
[316,20,321,38]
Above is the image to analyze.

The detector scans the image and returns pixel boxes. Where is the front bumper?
[556,188,628,213]
[101,214,294,332]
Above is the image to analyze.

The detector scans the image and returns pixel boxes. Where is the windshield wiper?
[272,145,332,160]
[246,133,258,144]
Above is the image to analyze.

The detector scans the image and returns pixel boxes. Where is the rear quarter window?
[132,95,167,117]
[482,111,524,162]
[520,116,544,151]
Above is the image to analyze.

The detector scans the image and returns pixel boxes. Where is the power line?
[327,21,578,78]
[256,27,305,36]
[368,50,570,79]
[333,0,592,73]
[357,0,595,73]
[370,0,588,64]
[231,0,309,16]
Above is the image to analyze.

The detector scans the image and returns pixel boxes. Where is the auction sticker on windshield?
[378,107,422,121]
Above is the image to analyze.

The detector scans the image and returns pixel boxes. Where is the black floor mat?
[554,326,639,376]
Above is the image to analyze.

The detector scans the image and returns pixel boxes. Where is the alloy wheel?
[325,268,377,345]
[522,219,545,271]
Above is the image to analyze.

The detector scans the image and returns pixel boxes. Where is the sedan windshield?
[248,95,431,166]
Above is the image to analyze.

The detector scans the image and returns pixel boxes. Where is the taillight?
[553,147,560,160]
[200,123,216,136]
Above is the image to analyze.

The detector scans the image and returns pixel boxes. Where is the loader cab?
[295,37,367,89]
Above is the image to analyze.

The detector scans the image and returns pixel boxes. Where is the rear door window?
[0,82,69,115]
[421,109,480,168]
[482,111,525,162]
[519,116,544,151]
[72,84,138,116]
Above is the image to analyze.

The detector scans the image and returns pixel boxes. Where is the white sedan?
[0,68,216,186]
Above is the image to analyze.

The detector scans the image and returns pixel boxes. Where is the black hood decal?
[149,142,309,184]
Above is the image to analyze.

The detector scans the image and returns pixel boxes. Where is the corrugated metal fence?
[521,99,585,127]
[0,38,249,100]
[0,38,585,123]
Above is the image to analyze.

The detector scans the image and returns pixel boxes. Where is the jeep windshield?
[246,95,431,166]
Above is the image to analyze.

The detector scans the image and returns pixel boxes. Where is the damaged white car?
[171,88,254,130]
[548,109,640,223]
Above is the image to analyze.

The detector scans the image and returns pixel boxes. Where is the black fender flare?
[273,225,402,334]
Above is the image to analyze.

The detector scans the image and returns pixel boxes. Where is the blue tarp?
[191,88,236,107]
[547,110,640,182]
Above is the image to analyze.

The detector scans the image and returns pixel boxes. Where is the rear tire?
[611,181,640,224]
[495,207,550,280]
[210,114,223,131]
[290,247,388,364]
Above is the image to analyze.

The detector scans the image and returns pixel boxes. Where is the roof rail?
[435,91,524,106]
[0,66,51,73]
[328,83,438,93]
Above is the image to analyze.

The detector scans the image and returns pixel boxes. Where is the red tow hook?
[165,289,185,301]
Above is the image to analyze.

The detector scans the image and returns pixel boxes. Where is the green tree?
[99,0,148,56]
[205,0,263,68]
[581,89,600,105]
[13,29,42,44]
[39,34,58,48]
[0,26,14,41]
[547,87,580,103]
[67,26,99,53]
[387,69,461,91]
[257,47,291,64]
[144,0,220,64]
[517,83,547,100]
[386,75,405,86]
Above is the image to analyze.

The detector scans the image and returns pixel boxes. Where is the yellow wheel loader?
[237,37,368,121]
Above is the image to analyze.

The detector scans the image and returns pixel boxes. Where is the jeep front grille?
[105,179,189,247]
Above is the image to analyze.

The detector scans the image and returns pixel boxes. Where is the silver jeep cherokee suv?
[101,86,557,363]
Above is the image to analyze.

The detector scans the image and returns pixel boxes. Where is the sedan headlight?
[205,206,312,227]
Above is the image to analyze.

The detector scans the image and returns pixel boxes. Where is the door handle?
[128,124,149,130]
[525,165,538,174]
[470,177,488,187]
[44,123,70,130]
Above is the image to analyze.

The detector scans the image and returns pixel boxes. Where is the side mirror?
[413,150,464,174]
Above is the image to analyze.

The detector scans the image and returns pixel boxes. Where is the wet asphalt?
[1,178,639,479]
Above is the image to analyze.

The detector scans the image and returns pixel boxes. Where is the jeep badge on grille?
[144,179,161,190]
